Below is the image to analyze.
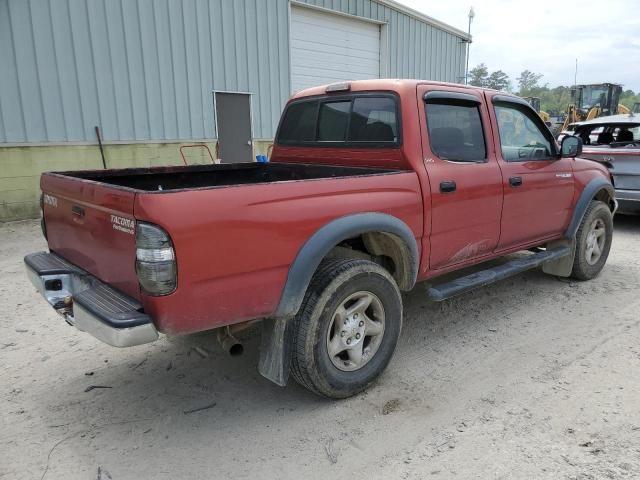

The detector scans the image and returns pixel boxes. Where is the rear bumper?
[24,252,158,347]
[616,189,640,214]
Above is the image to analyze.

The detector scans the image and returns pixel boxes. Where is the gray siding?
[0,0,466,144]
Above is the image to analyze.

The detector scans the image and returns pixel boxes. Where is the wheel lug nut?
[343,320,348,325]
[359,321,364,327]
[347,338,352,345]
[340,331,346,337]
[356,333,361,339]
[354,313,359,319]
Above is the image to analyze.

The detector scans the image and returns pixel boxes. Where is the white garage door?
[290,6,381,93]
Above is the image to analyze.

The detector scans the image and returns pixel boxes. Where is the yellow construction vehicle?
[523,96,551,124]
[561,83,627,131]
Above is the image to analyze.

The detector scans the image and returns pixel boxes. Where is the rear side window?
[277,101,318,143]
[426,103,487,162]
[276,94,400,147]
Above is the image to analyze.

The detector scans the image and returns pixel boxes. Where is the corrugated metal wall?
[0,0,466,144]
[299,0,467,83]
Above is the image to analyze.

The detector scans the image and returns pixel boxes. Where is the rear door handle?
[440,180,457,193]
[509,176,523,187]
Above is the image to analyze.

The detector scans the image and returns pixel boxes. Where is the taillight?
[40,193,47,239]
[135,222,176,296]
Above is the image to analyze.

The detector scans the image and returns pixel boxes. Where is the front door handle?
[440,180,457,193]
[509,176,523,187]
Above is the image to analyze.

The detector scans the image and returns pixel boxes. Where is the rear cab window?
[276,93,401,147]
[318,101,351,141]
[276,101,318,143]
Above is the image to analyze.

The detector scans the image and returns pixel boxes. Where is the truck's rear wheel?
[290,258,402,399]
[571,200,613,280]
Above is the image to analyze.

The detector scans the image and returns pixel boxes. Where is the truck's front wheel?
[571,200,613,280]
[291,258,402,399]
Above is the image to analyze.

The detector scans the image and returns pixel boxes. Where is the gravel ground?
[1,218,639,480]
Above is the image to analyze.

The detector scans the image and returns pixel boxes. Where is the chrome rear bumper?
[25,252,158,347]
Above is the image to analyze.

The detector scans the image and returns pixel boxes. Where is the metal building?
[0,0,469,220]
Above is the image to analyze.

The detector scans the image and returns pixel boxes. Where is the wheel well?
[594,188,615,212]
[326,232,415,291]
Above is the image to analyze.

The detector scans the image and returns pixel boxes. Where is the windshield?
[580,86,609,110]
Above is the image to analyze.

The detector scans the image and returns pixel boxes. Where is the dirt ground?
[1,218,639,480]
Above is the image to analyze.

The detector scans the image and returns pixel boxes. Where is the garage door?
[290,6,381,93]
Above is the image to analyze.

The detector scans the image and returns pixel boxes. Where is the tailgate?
[41,173,140,300]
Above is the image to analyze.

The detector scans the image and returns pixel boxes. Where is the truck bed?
[58,162,401,192]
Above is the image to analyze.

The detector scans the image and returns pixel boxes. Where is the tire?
[290,258,402,399]
[571,200,613,280]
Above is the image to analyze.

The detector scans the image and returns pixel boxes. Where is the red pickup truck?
[26,80,616,399]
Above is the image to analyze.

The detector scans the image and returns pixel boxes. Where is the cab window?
[349,97,398,143]
[276,100,318,143]
[276,94,400,147]
[425,102,487,162]
[494,105,554,161]
[317,101,351,142]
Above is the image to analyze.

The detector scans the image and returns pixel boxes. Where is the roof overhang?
[374,0,471,40]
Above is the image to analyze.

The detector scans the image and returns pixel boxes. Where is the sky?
[396,0,640,92]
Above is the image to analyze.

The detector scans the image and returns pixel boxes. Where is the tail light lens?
[135,222,176,296]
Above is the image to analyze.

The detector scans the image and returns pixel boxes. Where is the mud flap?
[542,238,576,277]
[258,317,294,387]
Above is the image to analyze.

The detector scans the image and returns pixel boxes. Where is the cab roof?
[290,79,503,100]
[570,113,640,128]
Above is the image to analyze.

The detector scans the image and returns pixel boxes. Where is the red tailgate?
[41,173,140,299]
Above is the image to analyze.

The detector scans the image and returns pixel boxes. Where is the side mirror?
[560,135,583,158]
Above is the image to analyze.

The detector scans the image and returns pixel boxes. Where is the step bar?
[428,246,571,302]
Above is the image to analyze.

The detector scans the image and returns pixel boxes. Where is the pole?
[574,58,578,87]
[95,126,107,169]
[465,18,471,84]
[465,8,474,85]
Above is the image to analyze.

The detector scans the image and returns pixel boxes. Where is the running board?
[428,246,571,302]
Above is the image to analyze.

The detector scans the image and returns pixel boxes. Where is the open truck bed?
[57,162,401,192]
[36,160,421,339]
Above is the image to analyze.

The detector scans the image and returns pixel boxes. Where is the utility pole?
[465,7,475,85]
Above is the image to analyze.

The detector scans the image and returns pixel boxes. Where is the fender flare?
[564,177,615,240]
[274,213,419,319]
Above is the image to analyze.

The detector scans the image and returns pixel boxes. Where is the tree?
[620,89,640,110]
[486,70,511,91]
[516,70,543,95]
[468,63,489,87]
[468,64,511,91]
